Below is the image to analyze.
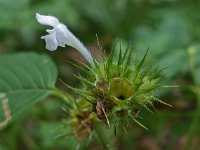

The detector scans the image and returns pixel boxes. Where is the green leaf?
[0,52,57,129]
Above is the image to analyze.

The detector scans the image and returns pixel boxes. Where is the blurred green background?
[1,0,200,149]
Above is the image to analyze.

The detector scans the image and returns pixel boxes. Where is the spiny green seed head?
[71,47,164,130]
[60,104,94,141]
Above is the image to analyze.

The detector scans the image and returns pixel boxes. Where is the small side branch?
[0,99,12,128]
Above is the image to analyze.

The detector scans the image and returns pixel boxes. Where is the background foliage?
[0,0,200,149]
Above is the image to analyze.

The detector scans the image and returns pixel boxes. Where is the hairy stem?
[186,47,200,149]
[93,122,114,150]
[50,88,75,109]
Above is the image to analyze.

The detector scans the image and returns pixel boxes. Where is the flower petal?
[36,13,59,27]
[41,32,58,51]
[54,24,94,65]
[54,24,73,46]
[36,13,95,65]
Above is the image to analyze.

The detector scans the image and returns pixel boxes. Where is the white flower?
[36,13,94,65]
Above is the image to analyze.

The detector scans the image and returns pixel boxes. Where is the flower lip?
[41,32,58,51]
[36,13,59,27]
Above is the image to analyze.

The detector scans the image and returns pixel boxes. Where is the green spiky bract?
[67,46,166,134]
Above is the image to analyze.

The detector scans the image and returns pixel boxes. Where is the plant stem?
[185,47,200,149]
[185,93,200,150]
[50,88,75,109]
[93,122,113,150]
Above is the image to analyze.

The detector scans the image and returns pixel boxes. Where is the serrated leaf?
[0,52,57,129]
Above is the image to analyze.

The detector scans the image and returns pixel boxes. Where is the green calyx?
[68,46,166,134]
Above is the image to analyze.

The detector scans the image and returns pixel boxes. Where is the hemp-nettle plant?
[36,13,169,145]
